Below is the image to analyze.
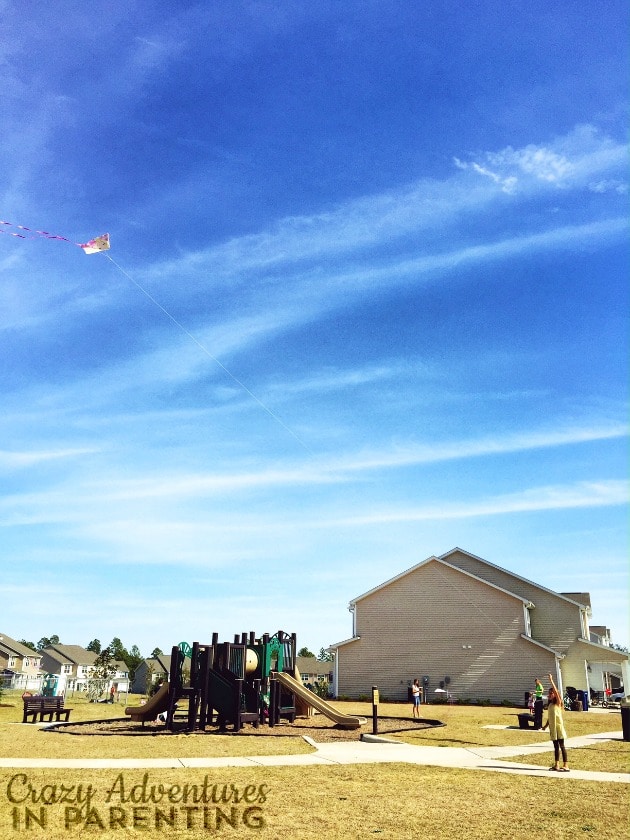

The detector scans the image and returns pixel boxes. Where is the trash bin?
[576,689,588,711]
[581,689,588,711]
[621,698,630,742]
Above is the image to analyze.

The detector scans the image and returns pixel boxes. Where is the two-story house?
[329,547,628,704]
[297,656,334,692]
[40,644,130,695]
[0,634,43,690]
[588,625,624,695]
[131,653,173,695]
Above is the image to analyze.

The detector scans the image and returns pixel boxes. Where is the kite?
[79,233,110,254]
[0,219,109,254]
[1,215,310,451]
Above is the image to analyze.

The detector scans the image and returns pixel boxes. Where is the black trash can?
[620,699,630,742]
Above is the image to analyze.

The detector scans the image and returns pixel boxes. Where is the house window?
[63,665,72,674]
[8,657,16,667]
[524,606,532,637]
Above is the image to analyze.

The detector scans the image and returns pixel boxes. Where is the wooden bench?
[517,712,536,729]
[22,695,73,724]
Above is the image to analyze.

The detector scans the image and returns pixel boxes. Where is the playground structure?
[125,681,170,723]
[125,631,364,732]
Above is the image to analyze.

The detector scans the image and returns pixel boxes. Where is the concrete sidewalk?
[0,730,626,782]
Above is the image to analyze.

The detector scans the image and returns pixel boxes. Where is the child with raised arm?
[543,672,569,771]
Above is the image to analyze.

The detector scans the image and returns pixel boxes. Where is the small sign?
[372,687,379,705]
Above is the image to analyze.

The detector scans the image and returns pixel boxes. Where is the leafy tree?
[37,635,60,650]
[108,637,129,663]
[103,638,146,681]
[317,647,333,662]
[297,647,315,658]
[312,681,331,699]
[145,662,156,696]
[86,646,117,702]
[18,640,37,652]
[86,639,101,654]
[151,647,163,658]
[126,645,144,681]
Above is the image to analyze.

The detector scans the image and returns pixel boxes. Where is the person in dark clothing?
[533,678,544,730]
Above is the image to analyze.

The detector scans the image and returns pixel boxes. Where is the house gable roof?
[41,648,73,666]
[572,637,629,664]
[44,645,97,665]
[349,554,533,609]
[141,655,172,674]
[438,547,593,611]
[0,634,41,658]
[296,656,333,676]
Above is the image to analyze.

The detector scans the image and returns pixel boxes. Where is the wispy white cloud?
[454,124,627,195]
[0,447,98,470]
[588,179,628,194]
[328,424,629,473]
[83,215,628,400]
[146,124,626,285]
[0,422,624,515]
[264,361,416,398]
[325,480,629,527]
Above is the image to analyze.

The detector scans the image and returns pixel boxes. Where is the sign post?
[371,685,379,735]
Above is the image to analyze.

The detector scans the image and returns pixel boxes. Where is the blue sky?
[1,1,628,657]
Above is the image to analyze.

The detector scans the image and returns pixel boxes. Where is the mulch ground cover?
[46,714,442,742]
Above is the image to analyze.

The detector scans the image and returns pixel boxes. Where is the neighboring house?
[328,547,629,705]
[40,644,130,695]
[0,634,43,690]
[131,654,172,695]
[40,644,97,694]
[110,661,131,695]
[588,626,624,693]
[296,656,334,689]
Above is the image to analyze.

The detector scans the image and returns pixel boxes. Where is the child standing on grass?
[411,679,421,718]
[543,672,569,772]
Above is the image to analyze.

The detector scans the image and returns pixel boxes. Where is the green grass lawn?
[0,692,627,839]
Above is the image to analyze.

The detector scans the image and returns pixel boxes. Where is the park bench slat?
[22,695,73,724]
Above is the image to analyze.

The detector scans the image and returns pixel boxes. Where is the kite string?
[103,253,314,455]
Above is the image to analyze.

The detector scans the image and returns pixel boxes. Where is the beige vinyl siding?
[439,550,601,696]
[560,656,589,694]
[442,550,584,654]
[336,560,553,704]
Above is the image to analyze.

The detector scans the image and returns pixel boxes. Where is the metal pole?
[372,685,379,735]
